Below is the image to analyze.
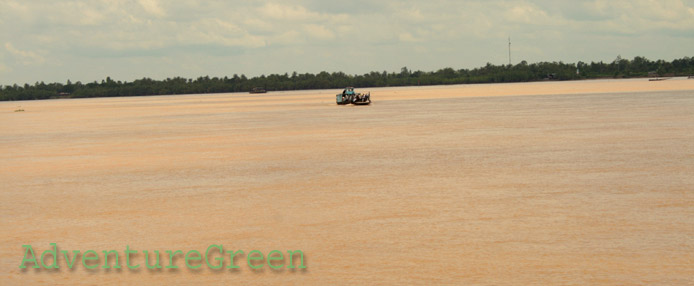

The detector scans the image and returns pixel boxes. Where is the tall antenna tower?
[508,37,512,66]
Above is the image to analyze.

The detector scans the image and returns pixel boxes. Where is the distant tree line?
[1,56,692,101]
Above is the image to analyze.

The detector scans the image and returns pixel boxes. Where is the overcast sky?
[1,0,693,85]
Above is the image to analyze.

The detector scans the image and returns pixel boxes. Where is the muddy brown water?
[1,78,693,285]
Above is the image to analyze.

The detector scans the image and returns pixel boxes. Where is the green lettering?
[205,245,223,269]
[62,250,80,269]
[225,250,244,269]
[82,250,98,269]
[247,250,264,269]
[165,250,183,269]
[287,250,306,269]
[125,245,139,269]
[19,245,39,269]
[185,250,202,269]
[40,243,59,269]
[143,250,162,269]
[267,250,284,269]
[102,250,121,269]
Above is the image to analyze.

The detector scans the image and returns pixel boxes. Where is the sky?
[1,0,693,85]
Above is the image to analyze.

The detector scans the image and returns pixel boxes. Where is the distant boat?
[336,87,371,105]
[649,78,669,81]
[249,87,267,94]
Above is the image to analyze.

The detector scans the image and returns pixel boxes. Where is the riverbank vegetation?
[2,56,692,101]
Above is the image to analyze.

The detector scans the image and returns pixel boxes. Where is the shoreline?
[2,77,692,107]
[2,76,693,103]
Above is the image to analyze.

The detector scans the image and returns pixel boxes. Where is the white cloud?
[0,61,10,73]
[4,43,44,65]
[505,3,553,25]
[561,0,694,34]
[272,30,302,46]
[398,32,420,43]
[303,24,335,40]
[179,18,267,48]
[138,0,166,17]
[260,3,323,21]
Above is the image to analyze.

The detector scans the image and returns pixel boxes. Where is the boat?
[336,87,371,105]
[649,77,673,81]
[249,87,267,94]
